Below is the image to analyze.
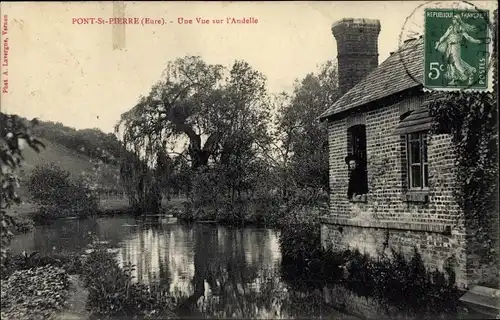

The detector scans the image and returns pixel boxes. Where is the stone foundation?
[320,218,467,289]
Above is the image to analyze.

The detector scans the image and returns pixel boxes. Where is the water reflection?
[12,216,354,319]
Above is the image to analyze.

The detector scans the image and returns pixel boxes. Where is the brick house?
[318,18,497,289]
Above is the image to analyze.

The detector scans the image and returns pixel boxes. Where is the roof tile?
[320,37,424,120]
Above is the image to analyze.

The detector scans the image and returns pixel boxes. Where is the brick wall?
[332,19,381,95]
[321,224,467,289]
[327,95,460,224]
[322,93,476,288]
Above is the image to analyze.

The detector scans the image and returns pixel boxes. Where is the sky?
[1,1,497,134]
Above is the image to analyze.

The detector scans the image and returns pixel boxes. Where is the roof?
[319,37,424,120]
[392,95,447,135]
[392,103,432,135]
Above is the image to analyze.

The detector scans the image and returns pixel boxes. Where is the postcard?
[1,1,498,319]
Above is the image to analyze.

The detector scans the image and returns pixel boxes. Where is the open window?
[346,125,368,201]
[348,125,367,162]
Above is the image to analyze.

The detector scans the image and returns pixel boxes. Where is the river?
[11,215,474,320]
[11,215,362,319]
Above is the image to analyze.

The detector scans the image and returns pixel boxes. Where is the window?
[348,125,367,161]
[347,125,368,200]
[406,132,428,189]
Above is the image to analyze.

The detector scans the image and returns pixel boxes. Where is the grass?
[17,138,121,199]
[6,196,186,222]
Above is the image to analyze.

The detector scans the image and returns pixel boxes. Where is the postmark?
[399,1,495,92]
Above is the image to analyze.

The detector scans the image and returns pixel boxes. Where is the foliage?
[281,246,460,315]
[429,91,498,264]
[271,61,340,196]
[81,247,176,319]
[11,215,35,234]
[279,205,324,261]
[117,56,274,215]
[346,248,460,314]
[0,265,70,320]
[427,10,498,274]
[32,120,123,165]
[116,56,338,221]
[119,149,162,215]
[1,113,45,266]
[116,56,226,171]
[1,252,83,279]
[274,185,329,264]
[27,163,99,221]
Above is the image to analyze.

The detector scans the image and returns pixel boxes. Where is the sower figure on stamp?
[345,154,368,201]
[435,14,482,85]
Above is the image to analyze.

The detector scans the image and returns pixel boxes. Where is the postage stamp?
[424,8,490,90]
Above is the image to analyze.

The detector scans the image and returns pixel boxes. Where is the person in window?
[345,154,368,200]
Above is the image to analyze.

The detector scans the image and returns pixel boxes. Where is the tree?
[274,61,340,199]
[1,113,45,265]
[116,56,226,170]
[210,60,272,202]
[117,57,273,214]
[32,120,122,165]
[27,163,99,221]
[119,148,161,215]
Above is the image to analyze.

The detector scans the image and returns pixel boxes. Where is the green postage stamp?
[424,9,490,90]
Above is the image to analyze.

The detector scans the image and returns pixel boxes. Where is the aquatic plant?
[0,265,70,319]
[81,247,177,319]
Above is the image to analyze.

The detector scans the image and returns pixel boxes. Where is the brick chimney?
[332,18,381,95]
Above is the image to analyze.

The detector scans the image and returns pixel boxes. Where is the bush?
[177,195,286,227]
[12,215,35,234]
[343,248,460,313]
[27,163,99,221]
[281,246,461,315]
[1,252,83,279]
[81,247,176,319]
[278,205,323,262]
[1,265,70,319]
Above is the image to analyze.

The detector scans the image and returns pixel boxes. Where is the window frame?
[406,132,429,190]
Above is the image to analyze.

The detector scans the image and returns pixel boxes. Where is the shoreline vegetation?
[2,189,464,319]
[2,199,465,320]
[1,235,463,320]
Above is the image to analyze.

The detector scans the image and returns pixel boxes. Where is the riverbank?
[1,263,72,319]
[173,198,327,229]
[6,197,186,234]
[1,248,177,320]
[6,198,133,218]
[4,216,481,320]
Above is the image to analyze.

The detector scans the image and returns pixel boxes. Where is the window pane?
[410,141,420,164]
[423,164,429,187]
[411,165,422,188]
